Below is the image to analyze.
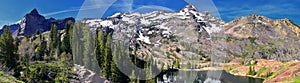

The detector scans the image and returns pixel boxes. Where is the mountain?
[223,14,300,61]
[81,4,226,64]
[225,14,300,38]
[0,24,19,34]
[81,5,300,63]
[0,4,299,83]
[0,5,298,63]
[0,8,75,37]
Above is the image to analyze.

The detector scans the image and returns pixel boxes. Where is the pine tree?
[94,28,101,67]
[145,63,152,83]
[0,26,17,69]
[34,30,40,36]
[18,37,31,66]
[111,44,119,82]
[82,23,96,71]
[95,30,105,73]
[62,21,73,54]
[99,30,105,67]
[174,58,180,69]
[72,22,84,65]
[129,70,137,83]
[50,24,59,56]
[103,32,113,79]
[248,64,256,75]
[36,36,47,60]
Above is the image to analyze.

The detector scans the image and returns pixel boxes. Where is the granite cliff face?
[0,9,75,37]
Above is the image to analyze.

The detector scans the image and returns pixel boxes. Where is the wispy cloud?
[0,20,20,28]
[132,5,174,12]
[42,4,116,17]
[43,0,121,17]
[42,1,174,17]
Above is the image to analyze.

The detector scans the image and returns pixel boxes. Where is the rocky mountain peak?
[225,13,300,39]
[29,8,39,15]
[243,14,271,21]
[0,9,75,37]
[180,4,198,13]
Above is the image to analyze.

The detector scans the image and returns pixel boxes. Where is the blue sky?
[0,0,299,26]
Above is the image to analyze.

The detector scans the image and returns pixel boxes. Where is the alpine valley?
[0,5,299,83]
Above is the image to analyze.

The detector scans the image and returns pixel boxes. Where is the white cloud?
[132,5,174,12]
[42,4,117,17]
[43,0,120,18]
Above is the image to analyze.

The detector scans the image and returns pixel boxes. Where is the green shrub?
[248,37,257,44]
[0,71,24,83]
[293,77,300,83]
[247,65,256,76]
[20,61,74,83]
[256,67,271,78]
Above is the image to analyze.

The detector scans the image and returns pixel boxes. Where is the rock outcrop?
[0,8,75,37]
[73,64,108,83]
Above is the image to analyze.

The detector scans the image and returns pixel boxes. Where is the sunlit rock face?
[224,14,300,61]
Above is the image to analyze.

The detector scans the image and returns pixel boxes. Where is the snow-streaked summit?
[82,4,226,45]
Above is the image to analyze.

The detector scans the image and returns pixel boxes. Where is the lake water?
[157,70,264,83]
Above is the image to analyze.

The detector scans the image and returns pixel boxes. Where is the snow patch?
[141,18,151,25]
[137,31,151,44]
[100,20,113,27]
[109,12,122,18]
[122,16,136,24]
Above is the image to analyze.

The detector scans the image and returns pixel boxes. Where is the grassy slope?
[225,58,300,83]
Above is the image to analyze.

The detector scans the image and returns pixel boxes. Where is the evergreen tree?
[129,70,137,83]
[72,22,84,65]
[34,30,40,36]
[145,63,152,83]
[0,26,17,69]
[36,36,47,60]
[69,23,74,49]
[99,30,105,67]
[173,58,180,69]
[62,21,73,54]
[247,65,256,75]
[94,28,101,67]
[82,23,98,72]
[50,24,59,56]
[95,30,105,73]
[103,32,113,79]
[110,43,130,82]
[18,37,31,66]
[111,44,119,82]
